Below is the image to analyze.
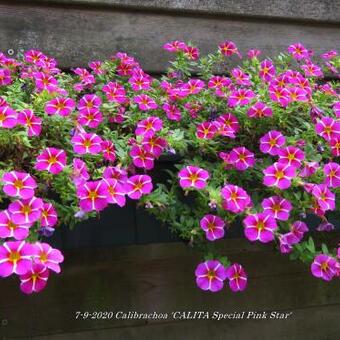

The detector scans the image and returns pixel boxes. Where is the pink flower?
[268,85,290,107]
[215,113,239,138]
[300,162,319,178]
[287,221,308,244]
[135,116,163,137]
[103,166,128,185]
[71,132,102,154]
[196,121,218,139]
[0,241,36,277]
[278,146,305,168]
[301,62,323,78]
[19,263,49,294]
[323,162,340,188]
[72,158,90,185]
[263,162,296,190]
[259,60,276,82]
[221,185,251,213]
[219,41,241,57]
[243,212,277,243]
[40,202,58,227]
[178,166,209,190]
[330,138,340,157]
[259,130,286,156]
[134,94,158,111]
[163,102,182,121]
[225,263,247,292]
[0,105,17,129]
[125,175,153,200]
[101,140,116,162]
[229,147,255,171]
[17,109,42,136]
[0,210,31,240]
[311,184,335,211]
[288,43,309,60]
[181,79,205,95]
[33,72,58,92]
[288,87,309,102]
[228,89,255,107]
[231,68,251,86]
[311,254,338,281]
[35,147,66,174]
[77,109,103,128]
[183,46,199,60]
[76,180,109,212]
[247,49,261,59]
[195,260,227,292]
[163,40,187,52]
[24,49,44,64]
[73,67,95,86]
[261,196,292,221]
[208,76,231,89]
[102,178,126,207]
[0,68,12,86]
[128,71,152,91]
[8,197,43,224]
[78,94,102,113]
[247,102,272,118]
[315,116,340,142]
[130,145,154,170]
[44,97,75,116]
[102,82,127,104]
[200,215,225,241]
[141,136,167,158]
[2,171,37,199]
[34,242,64,273]
[321,50,337,60]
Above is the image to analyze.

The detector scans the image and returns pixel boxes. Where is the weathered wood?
[0,4,339,72]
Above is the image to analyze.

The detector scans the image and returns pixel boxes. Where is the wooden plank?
[0,4,339,72]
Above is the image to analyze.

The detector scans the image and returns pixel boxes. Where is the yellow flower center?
[48,156,57,164]
[88,191,98,199]
[21,205,32,214]
[14,179,24,189]
[207,270,216,280]
[276,170,284,179]
[9,251,20,262]
[40,252,48,262]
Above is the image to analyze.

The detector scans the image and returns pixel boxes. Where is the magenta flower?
[247,102,273,118]
[35,147,66,174]
[300,161,319,178]
[301,62,323,78]
[315,116,340,142]
[134,94,158,111]
[247,49,261,59]
[40,202,58,227]
[287,43,309,60]
[221,184,251,213]
[125,175,153,200]
[228,89,255,107]
[135,116,163,137]
[163,102,182,121]
[181,79,205,95]
[311,184,335,211]
[141,136,167,158]
[243,212,277,243]
[17,109,42,136]
[330,138,340,157]
[44,97,75,116]
[72,158,90,185]
[103,166,128,185]
[260,130,286,155]
[0,105,17,129]
[225,263,247,292]
[278,146,305,168]
[0,210,31,240]
[196,121,218,139]
[128,71,152,91]
[71,132,102,154]
[268,85,290,107]
[130,145,155,170]
[24,49,44,64]
[178,166,209,190]
[287,221,309,244]
[34,242,64,273]
[215,113,239,138]
[77,109,103,128]
[263,162,296,190]
[229,147,255,171]
[163,40,187,52]
[77,94,102,113]
[0,68,12,86]
[259,59,276,82]
[219,40,241,57]
[231,68,251,86]
[8,197,43,224]
[102,81,127,104]
[19,263,49,294]
[0,241,36,277]
[200,214,225,241]
[101,140,116,162]
[183,45,199,60]
[89,60,104,75]
[2,171,37,199]
[195,260,227,292]
[311,254,338,281]
[103,178,126,207]
[323,162,340,188]
[261,196,292,221]
[33,72,58,92]
[76,180,109,212]
[288,87,309,103]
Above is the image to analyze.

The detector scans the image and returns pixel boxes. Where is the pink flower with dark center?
[72,158,90,185]
[34,242,64,273]
[2,171,37,199]
[0,241,37,277]
[71,132,103,154]
[231,68,251,86]
[102,178,126,207]
[229,147,255,171]
[181,79,205,95]
[78,94,102,113]
[24,49,44,64]
[311,254,338,281]
[247,102,273,118]
[288,43,309,60]
[17,109,42,137]
[89,60,104,75]
[288,87,309,102]
[101,140,116,162]
[178,166,209,190]
[35,147,66,174]
[0,68,12,86]
[33,72,58,92]
[134,94,158,111]
[221,184,251,213]
[200,214,225,241]
[128,72,152,91]
[278,146,305,168]
[163,40,187,52]
[195,260,227,292]
[259,60,276,82]
[208,76,231,89]
[76,180,109,212]
[103,166,128,185]
[163,102,182,121]
[261,196,292,221]
[301,62,323,78]
[125,175,153,200]
[315,116,340,142]
[40,202,58,227]
[0,105,17,129]
[0,210,31,240]
[141,136,167,158]
[44,97,75,116]
[330,138,340,157]
[219,41,241,57]
[215,113,239,138]
[268,85,290,107]
[135,116,163,137]
[311,184,335,211]
[259,130,286,155]
[130,145,154,170]
[323,162,340,188]
[19,263,49,294]
[8,197,43,224]
[287,221,309,244]
[77,109,103,128]
[102,82,127,104]
[225,263,247,292]
[300,162,319,178]
[263,162,296,190]
[228,89,255,107]
[196,121,218,139]
[243,212,277,243]
[183,46,199,60]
